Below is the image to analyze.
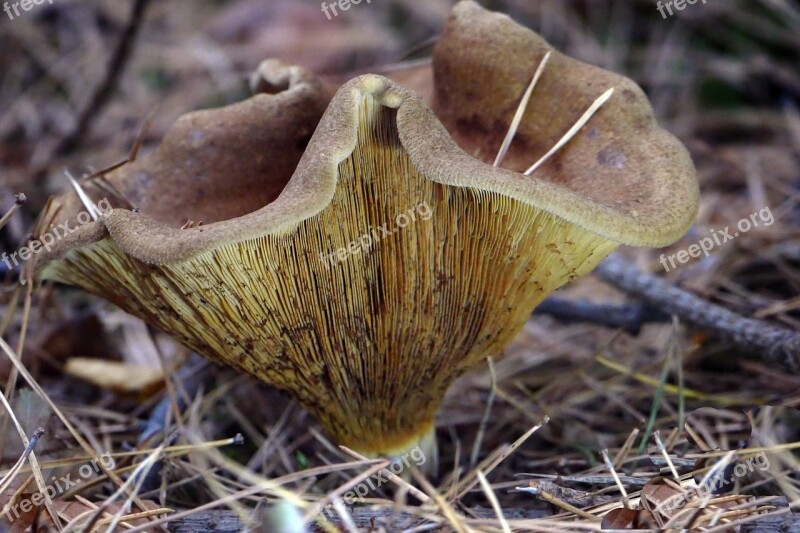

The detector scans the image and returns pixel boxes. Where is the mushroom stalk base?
[356,423,438,476]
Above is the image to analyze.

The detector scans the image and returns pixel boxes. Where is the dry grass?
[0,0,798,531]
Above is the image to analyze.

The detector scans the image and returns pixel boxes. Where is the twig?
[0,193,25,233]
[476,471,512,533]
[470,356,498,468]
[410,468,469,533]
[652,430,680,482]
[0,194,25,276]
[0,427,44,495]
[454,416,550,501]
[595,253,800,372]
[516,473,649,488]
[0,368,61,528]
[601,449,630,509]
[50,0,151,157]
[534,297,668,334]
[516,483,603,521]
[338,447,430,504]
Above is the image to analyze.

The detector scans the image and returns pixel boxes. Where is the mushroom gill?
[31,3,698,460]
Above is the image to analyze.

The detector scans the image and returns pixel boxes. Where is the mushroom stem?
[349,423,438,476]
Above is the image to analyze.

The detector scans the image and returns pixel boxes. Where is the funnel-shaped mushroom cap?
[32,4,697,457]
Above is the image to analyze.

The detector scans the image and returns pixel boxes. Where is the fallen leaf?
[6,497,168,532]
[65,357,165,398]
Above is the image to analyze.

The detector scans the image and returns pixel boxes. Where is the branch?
[63,0,150,153]
[595,253,800,372]
[40,0,150,165]
[534,297,668,335]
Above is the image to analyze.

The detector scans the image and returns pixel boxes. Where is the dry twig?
[596,253,800,372]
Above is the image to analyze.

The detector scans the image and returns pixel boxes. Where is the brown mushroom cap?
[395,0,699,247]
[32,3,697,457]
[33,58,330,263]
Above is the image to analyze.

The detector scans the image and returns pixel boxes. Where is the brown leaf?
[6,498,167,532]
[601,507,657,530]
[64,357,165,398]
[641,476,686,524]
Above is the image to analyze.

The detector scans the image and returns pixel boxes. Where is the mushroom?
[31,2,698,461]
